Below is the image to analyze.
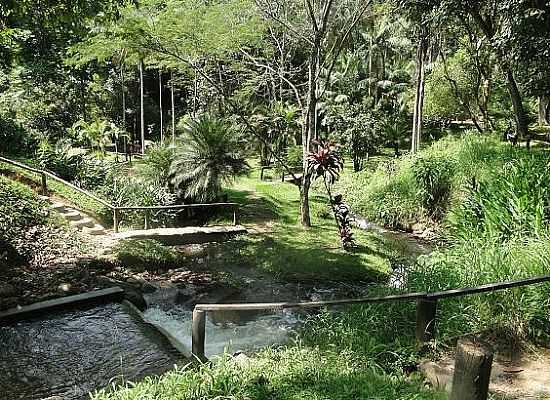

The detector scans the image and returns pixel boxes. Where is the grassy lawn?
[216,167,402,282]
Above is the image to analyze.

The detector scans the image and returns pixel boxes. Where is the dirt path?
[421,347,550,399]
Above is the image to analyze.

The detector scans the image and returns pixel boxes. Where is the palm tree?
[170,115,249,202]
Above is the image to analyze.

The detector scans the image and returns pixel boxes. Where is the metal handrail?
[191,274,550,360]
[0,155,240,232]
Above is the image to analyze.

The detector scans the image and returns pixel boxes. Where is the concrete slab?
[0,287,125,324]
[112,225,247,245]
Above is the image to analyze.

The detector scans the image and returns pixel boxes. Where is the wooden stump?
[450,338,493,400]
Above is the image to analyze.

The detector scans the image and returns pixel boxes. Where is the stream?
[142,221,432,359]
[0,222,431,398]
[0,303,183,400]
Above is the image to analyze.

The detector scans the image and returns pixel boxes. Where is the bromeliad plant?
[306,140,355,250]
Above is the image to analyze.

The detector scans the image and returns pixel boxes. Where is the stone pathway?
[40,196,107,236]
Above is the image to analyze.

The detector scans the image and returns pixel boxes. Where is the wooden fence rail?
[191,274,550,360]
[0,155,240,232]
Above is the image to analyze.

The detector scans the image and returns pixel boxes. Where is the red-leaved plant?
[306,140,355,250]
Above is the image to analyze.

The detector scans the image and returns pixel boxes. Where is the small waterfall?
[143,305,301,358]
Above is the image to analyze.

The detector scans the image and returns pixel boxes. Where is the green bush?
[450,155,550,241]
[408,238,550,342]
[139,143,175,187]
[339,133,532,229]
[98,165,176,228]
[0,115,37,155]
[35,139,82,182]
[411,153,456,218]
[0,176,46,240]
[75,155,111,190]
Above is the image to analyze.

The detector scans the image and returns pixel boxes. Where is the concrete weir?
[0,288,192,399]
[113,225,248,245]
[0,287,125,324]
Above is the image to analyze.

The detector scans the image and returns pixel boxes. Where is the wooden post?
[416,297,438,346]
[232,207,239,226]
[41,173,47,195]
[192,309,206,361]
[450,338,493,400]
[144,211,150,230]
[113,208,119,233]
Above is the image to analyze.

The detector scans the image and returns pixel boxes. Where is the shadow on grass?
[259,367,444,400]
[205,229,391,282]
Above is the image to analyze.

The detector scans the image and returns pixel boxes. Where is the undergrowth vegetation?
[341,133,550,345]
[92,345,444,400]
[0,175,46,241]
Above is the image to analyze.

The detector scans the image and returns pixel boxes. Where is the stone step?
[38,195,50,201]
[62,209,82,221]
[82,224,106,236]
[49,202,66,212]
[70,217,95,229]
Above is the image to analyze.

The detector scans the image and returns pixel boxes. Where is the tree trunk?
[411,33,427,154]
[139,60,145,155]
[159,70,164,144]
[121,61,128,161]
[300,175,312,227]
[171,70,176,143]
[300,41,320,228]
[539,95,549,125]
[505,67,530,147]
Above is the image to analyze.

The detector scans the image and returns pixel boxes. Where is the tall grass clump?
[339,132,534,230]
[408,238,550,343]
[449,154,550,241]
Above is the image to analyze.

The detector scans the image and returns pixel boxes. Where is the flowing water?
[142,220,433,358]
[0,221,432,398]
[0,303,184,400]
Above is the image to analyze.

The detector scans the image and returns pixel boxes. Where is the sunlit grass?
[217,168,395,281]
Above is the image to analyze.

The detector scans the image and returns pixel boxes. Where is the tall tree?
[252,0,373,226]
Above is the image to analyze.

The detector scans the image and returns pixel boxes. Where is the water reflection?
[0,303,183,400]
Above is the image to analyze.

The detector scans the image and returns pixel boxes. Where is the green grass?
[339,132,550,344]
[337,133,548,230]
[214,170,399,281]
[92,345,444,400]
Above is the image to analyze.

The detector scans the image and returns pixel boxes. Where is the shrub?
[171,115,249,202]
[449,155,550,241]
[98,165,176,229]
[35,139,83,181]
[75,156,111,190]
[139,143,175,187]
[408,238,550,343]
[0,176,46,240]
[0,115,37,155]
[410,153,456,219]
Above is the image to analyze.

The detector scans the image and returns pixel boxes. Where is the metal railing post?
[233,206,239,225]
[416,296,438,347]
[41,173,47,195]
[144,211,150,230]
[113,208,119,233]
[192,309,206,361]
